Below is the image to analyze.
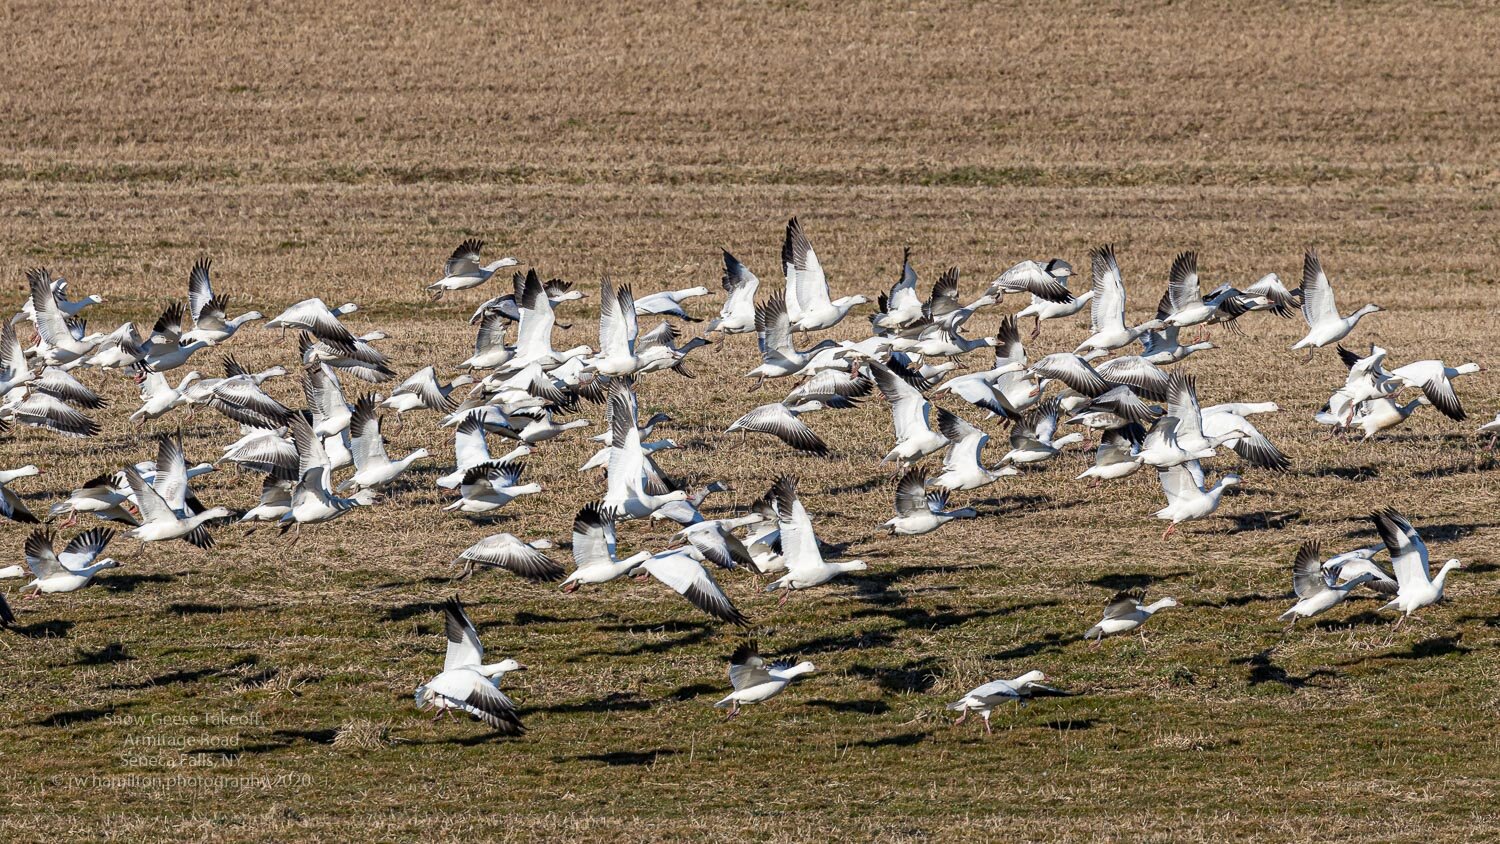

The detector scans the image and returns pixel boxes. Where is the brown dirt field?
[2,2,1499,841]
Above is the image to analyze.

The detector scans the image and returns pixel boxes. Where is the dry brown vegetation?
[3,1,1500,841]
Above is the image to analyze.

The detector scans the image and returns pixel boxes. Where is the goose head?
[333,303,360,317]
[1014,670,1046,685]
[0,465,42,482]
[85,294,106,305]
[1216,473,1243,492]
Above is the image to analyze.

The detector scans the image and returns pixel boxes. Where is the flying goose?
[706,250,761,334]
[1334,345,1401,409]
[49,472,138,527]
[764,475,867,603]
[182,258,263,344]
[884,466,976,535]
[1001,399,1083,466]
[127,363,200,426]
[460,311,512,371]
[0,465,41,524]
[780,218,868,332]
[986,258,1076,308]
[444,459,541,515]
[947,671,1071,734]
[602,391,691,520]
[714,641,814,717]
[931,407,1017,491]
[240,476,294,525]
[1354,396,1427,440]
[123,436,231,548]
[872,247,925,330]
[24,269,105,365]
[1075,245,1165,355]
[342,394,429,490]
[453,534,565,582]
[426,239,518,300]
[13,271,103,326]
[1291,249,1380,360]
[1200,402,1290,471]
[16,527,120,594]
[1085,588,1178,645]
[636,548,750,626]
[4,387,102,438]
[561,503,651,592]
[1479,411,1500,448]
[1373,509,1462,630]
[1278,540,1376,625]
[1156,251,1259,336]
[469,273,583,326]
[745,293,841,389]
[282,465,375,535]
[221,354,287,386]
[1076,426,1146,483]
[1322,544,1398,595]
[265,297,359,343]
[1155,460,1239,538]
[586,279,648,377]
[493,407,589,444]
[725,388,855,457]
[675,519,757,570]
[868,359,949,464]
[381,366,470,425]
[437,414,531,489]
[509,269,593,371]
[1015,272,1092,339]
[297,330,395,383]
[1389,359,1481,422]
[634,286,710,321]
[138,302,211,372]
[1162,372,1236,457]
[413,597,525,733]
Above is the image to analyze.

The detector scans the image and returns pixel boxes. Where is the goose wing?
[1299,249,1340,328]
[893,467,929,517]
[1102,588,1146,620]
[152,434,191,514]
[571,503,618,567]
[869,360,934,442]
[728,640,775,690]
[1031,353,1109,396]
[22,529,66,578]
[122,467,179,525]
[349,394,390,470]
[441,596,484,669]
[728,403,828,456]
[755,293,796,359]
[1373,508,1429,590]
[60,527,115,570]
[456,534,564,582]
[771,475,822,568]
[444,239,484,278]
[514,270,557,358]
[16,393,100,438]
[392,366,457,413]
[782,217,831,313]
[1292,540,1329,598]
[1166,251,1203,314]
[641,552,750,626]
[1089,244,1127,335]
[936,408,986,471]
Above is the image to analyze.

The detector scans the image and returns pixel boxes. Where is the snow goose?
[303,362,351,437]
[381,366,470,427]
[198,375,293,429]
[1076,426,1146,483]
[1157,251,1252,336]
[13,272,103,325]
[221,354,287,386]
[49,472,137,527]
[1323,544,1398,595]
[1373,509,1462,630]
[1355,396,1426,440]
[265,298,359,343]
[219,425,298,477]
[602,392,690,520]
[281,465,376,535]
[1015,275,1092,339]
[634,285,710,321]
[1075,245,1165,355]
[1291,249,1381,360]
[0,465,41,524]
[1200,402,1290,471]
[6,388,102,437]
[181,258,262,344]
[987,258,1076,311]
[426,239,518,300]
[947,671,1070,734]
[676,519,756,570]
[637,548,750,626]
[648,481,731,527]
[1279,540,1376,625]
[1479,411,1500,448]
[469,274,583,326]
[123,437,230,548]
[1154,460,1239,538]
[1085,588,1177,645]
[297,331,395,383]
[707,250,761,334]
[745,293,841,389]
[1001,399,1083,466]
[726,381,859,458]
[1162,372,1234,457]
[1140,319,1214,365]
[1335,345,1401,408]
[342,394,429,490]
[1390,358,1481,422]
[561,503,651,592]
[437,414,530,489]
[764,475,867,603]
[413,597,526,733]
[16,527,120,595]
[714,641,814,717]
[918,265,997,332]
[931,407,1016,491]
[140,302,211,372]
[781,217,868,332]
[509,269,592,371]
[240,476,294,525]
[872,247,925,330]
[884,466,976,535]
[493,406,589,445]
[460,311,512,371]
[1094,354,1171,402]
[444,459,540,515]
[453,534,565,582]
[868,359,949,464]
[0,323,35,396]
[587,279,646,376]
[127,363,200,426]
[634,321,711,377]
[1065,385,1161,434]
[25,269,104,365]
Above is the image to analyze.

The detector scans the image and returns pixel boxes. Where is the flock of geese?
[1,220,1486,737]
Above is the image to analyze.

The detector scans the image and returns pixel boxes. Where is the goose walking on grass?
[947,671,1070,735]
[714,641,814,718]
[182,258,263,345]
[453,534,564,582]
[426,239,518,300]
[764,475,867,604]
[1154,460,1239,539]
[1291,249,1381,361]
[931,408,1017,491]
[1373,509,1462,631]
[561,503,651,592]
[15,527,120,595]
[781,217,868,332]
[1085,588,1177,646]
[0,466,42,524]
[884,467,976,535]
[414,597,526,733]
[706,250,761,334]
[1075,245,1165,355]
[123,436,231,549]
[1279,540,1377,626]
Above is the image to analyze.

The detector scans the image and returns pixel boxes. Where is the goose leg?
[1030,317,1042,340]
[1160,523,1177,540]
[983,714,992,735]
[953,710,968,726]
[778,589,791,607]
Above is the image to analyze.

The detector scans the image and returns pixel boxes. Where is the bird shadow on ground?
[1417,523,1495,543]
[969,493,1052,514]
[1372,634,1470,662]
[371,576,456,590]
[106,654,260,691]
[1201,592,1286,609]
[986,631,1079,661]
[73,642,133,665]
[806,697,890,715]
[162,602,262,616]
[1457,612,1500,628]
[849,656,943,694]
[856,731,929,749]
[404,730,523,747]
[577,623,715,658]
[1233,648,1338,689]
[1041,717,1096,731]
[1412,461,1495,481]
[387,599,450,623]
[34,705,130,728]
[1314,610,1390,631]
[1227,510,1301,534]
[1085,570,1193,591]
[528,691,654,716]
[5,618,75,639]
[571,748,680,766]
[1305,465,1380,481]
[665,682,719,702]
[216,728,339,756]
[101,573,177,592]
[853,600,1057,634]
[783,628,896,654]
